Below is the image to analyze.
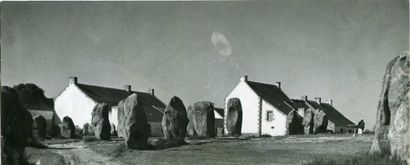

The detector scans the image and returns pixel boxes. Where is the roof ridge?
[246,80,293,114]
[78,83,126,91]
[247,80,277,87]
[77,83,151,94]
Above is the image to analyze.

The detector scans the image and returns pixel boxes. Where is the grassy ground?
[26,134,375,165]
[93,134,373,165]
[303,154,406,165]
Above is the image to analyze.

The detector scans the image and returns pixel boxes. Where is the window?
[266,111,274,121]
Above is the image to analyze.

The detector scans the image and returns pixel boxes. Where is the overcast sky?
[2,0,408,128]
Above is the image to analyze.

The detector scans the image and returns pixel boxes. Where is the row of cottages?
[54,77,165,136]
[224,76,356,136]
[292,97,356,133]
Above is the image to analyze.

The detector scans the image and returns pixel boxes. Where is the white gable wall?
[327,120,335,132]
[55,84,97,128]
[109,106,118,127]
[225,80,260,135]
[261,100,287,136]
[214,111,223,119]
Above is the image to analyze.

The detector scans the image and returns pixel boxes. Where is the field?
[26,134,373,165]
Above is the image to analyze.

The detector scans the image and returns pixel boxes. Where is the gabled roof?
[291,99,355,127]
[306,100,325,110]
[14,83,55,111]
[246,81,294,114]
[320,103,356,127]
[18,96,54,111]
[76,83,166,122]
[77,84,131,105]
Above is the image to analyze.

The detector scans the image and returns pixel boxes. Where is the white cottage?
[54,77,165,136]
[224,76,295,136]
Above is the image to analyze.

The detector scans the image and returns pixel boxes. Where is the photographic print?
[1,1,409,165]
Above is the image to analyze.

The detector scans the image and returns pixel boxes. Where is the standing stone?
[225,98,242,137]
[161,96,189,143]
[187,101,216,138]
[110,124,118,136]
[313,110,328,133]
[287,110,304,135]
[82,123,94,136]
[186,105,197,137]
[52,125,61,138]
[91,103,111,140]
[117,100,126,138]
[369,52,410,163]
[1,86,33,164]
[118,94,150,149]
[33,115,47,139]
[60,116,75,138]
[358,120,365,130]
[302,108,314,134]
[75,125,83,137]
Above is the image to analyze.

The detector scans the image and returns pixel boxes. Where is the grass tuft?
[302,154,406,165]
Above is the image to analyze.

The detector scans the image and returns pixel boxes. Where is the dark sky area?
[2,0,409,128]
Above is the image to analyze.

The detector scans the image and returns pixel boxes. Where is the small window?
[266,111,274,121]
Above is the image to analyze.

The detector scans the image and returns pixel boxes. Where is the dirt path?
[43,142,122,165]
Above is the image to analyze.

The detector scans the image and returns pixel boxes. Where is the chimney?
[329,99,333,106]
[275,82,281,89]
[315,97,322,104]
[301,95,308,101]
[69,76,78,85]
[240,75,248,82]
[124,85,131,92]
[148,88,155,95]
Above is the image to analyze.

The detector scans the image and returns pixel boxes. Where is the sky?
[2,0,409,129]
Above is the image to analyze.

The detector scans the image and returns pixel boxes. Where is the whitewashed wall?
[224,80,260,135]
[55,84,97,128]
[327,120,335,132]
[261,100,287,136]
[297,108,305,117]
[109,106,118,127]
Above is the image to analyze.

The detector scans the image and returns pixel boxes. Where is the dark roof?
[214,107,224,117]
[76,83,165,122]
[291,99,309,109]
[320,103,356,126]
[246,81,294,114]
[77,84,131,105]
[13,83,54,111]
[18,96,54,111]
[306,100,325,110]
[136,92,166,122]
[291,98,355,127]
